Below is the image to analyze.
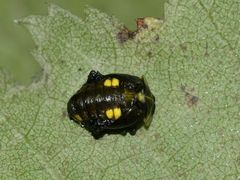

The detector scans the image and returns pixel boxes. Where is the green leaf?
[1,1,240,179]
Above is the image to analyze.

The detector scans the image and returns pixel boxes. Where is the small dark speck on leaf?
[181,85,199,107]
[117,26,135,43]
[204,41,209,57]
[78,68,82,71]
[147,51,153,58]
[185,93,198,107]
[236,154,240,166]
[62,111,68,118]
[180,43,187,52]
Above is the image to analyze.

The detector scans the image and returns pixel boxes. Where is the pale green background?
[0,0,166,85]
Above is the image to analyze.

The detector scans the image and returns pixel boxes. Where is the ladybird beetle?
[67,70,155,139]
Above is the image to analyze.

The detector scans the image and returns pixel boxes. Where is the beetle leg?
[92,132,104,139]
[87,70,103,83]
[91,129,105,139]
[128,127,137,135]
[120,129,127,136]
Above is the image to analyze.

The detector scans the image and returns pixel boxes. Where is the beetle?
[67,70,155,139]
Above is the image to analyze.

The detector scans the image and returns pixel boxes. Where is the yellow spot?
[124,90,135,102]
[104,79,111,87]
[106,109,113,119]
[74,114,82,122]
[111,78,119,87]
[113,107,122,120]
[137,92,145,103]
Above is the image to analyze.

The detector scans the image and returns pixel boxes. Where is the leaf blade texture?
[1,1,240,179]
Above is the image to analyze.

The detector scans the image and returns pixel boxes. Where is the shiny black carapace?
[67,70,155,139]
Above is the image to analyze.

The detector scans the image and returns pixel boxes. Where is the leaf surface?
[0,1,240,179]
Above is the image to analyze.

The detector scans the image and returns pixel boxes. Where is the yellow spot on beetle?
[104,79,111,87]
[106,109,113,119]
[111,78,119,87]
[74,114,82,122]
[137,92,145,103]
[113,107,122,120]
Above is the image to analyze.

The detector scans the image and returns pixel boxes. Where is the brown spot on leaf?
[117,26,135,43]
[181,85,199,107]
[147,51,153,58]
[180,43,187,52]
[185,93,198,107]
[136,18,148,29]
[117,17,162,43]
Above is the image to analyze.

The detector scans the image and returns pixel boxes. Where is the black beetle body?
[67,70,155,139]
